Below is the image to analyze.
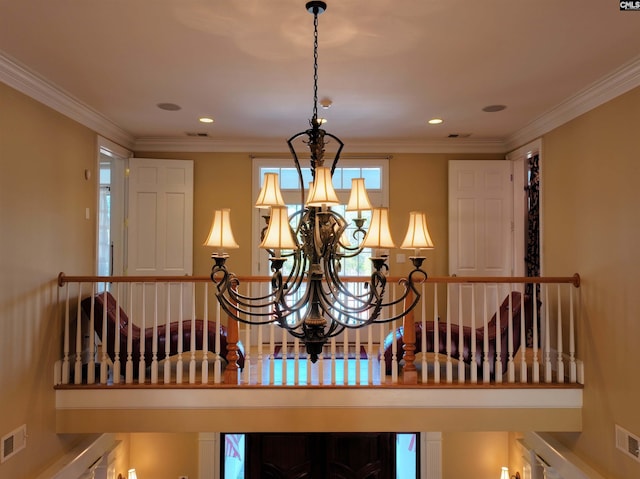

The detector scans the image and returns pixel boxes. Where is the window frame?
[251,157,389,275]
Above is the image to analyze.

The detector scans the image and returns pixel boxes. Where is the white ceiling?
[1,0,640,153]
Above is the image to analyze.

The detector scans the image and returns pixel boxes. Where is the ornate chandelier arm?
[322,254,379,303]
[316,291,383,329]
[360,272,426,323]
[215,293,281,326]
[287,131,309,207]
[324,132,344,175]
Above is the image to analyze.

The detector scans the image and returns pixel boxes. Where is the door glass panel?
[223,433,246,479]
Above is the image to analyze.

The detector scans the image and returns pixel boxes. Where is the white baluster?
[355,327,361,385]
[99,289,109,384]
[507,286,515,383]
[112,284,121,384]
[392,287,399,385]
[293,338,302,386]
[445,284,452,384]
[343,328,350,385]
[532,282,540,383]
[433,283,440,384]
[87,284,96,385]
[62,285,70,385]
[74,285,83,384]
[214,298,222,384]
[544,284,552,383]
[470,285,477,384]
[457,287,465,383]
[243,322,251,385]
[175,284,183,384]
[202,283,210,384]
[494,286,503,384]
[151,283,159,384]
[331,336,337,386]
[421,283,427,384]
[137,284,147,383]
[378,323,385,384]
[125,282,134,384]
[482,284,490,383]
[189,284,197,384]
[164,284,172,384]
[257,319,264,385]
[367,322,374,385]
[390,321,398,385]
[556,284,565,383]
[278,326,286,385]
[268,323,275,385]
[519,284,528,383]
[294,337,301,385]
[569,284,577,383]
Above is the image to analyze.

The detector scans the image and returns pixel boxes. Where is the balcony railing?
[55,272,581,388]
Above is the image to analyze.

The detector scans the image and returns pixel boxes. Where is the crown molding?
[0,51,135,149]
[4,48,639,156]
[505,54,640,152]
[133,136,508,154]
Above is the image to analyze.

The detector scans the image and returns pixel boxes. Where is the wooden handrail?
[58,272,581,288]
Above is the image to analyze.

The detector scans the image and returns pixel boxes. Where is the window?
[252,158,389,276]
[95,136,129,278]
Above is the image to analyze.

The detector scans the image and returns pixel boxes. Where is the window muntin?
[253,159,388,277]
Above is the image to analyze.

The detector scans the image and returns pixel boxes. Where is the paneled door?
[126,158,194,324]
[448,160,514,325]
[246,433,395,479]
[127,157,193,276]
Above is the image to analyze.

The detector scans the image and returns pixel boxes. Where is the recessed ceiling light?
[157,102,181,111]
[482,104,507,112]
[199,117,214,124]
[319,98,333,109]
[428,118,443,125]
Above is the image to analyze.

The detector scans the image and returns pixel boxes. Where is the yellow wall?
[541,85,640,479]
[134,151,502,280]
[4,70,640,478]
[0,82,97,477]
[129,433,199,479]
[443,432,509,479]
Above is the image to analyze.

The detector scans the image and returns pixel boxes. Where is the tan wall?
[0,83,97,477]
[129,432,199,479]
[7,70,640,478]
[134,151,502,280]
[541,85,640,479]
[443,432,509,479]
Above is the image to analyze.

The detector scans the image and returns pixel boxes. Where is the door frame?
[96,136,131,276]
[506,138,543,276]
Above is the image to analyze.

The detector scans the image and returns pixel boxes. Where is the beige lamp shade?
[362,207,396,249]
[345,178,372,212]
[260,206,297,251]
[204,209,240,250]
[255,172,285,208]
[500,467,509,479]
[128,469,138,479]
[400,211,434,252]
[307,167,340,207]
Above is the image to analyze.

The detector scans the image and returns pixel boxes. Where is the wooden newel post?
[402,288,418,384]
[223,279,240,384]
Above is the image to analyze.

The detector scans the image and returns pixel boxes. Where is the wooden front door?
[246,433,395,479]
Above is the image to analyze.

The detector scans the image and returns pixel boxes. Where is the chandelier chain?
[313,9,319,122]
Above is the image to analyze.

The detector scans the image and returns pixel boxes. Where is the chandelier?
[205,1,434,363]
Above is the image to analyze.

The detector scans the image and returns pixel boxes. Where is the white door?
[127,157,194,276]
[448,160,514,324]
[127,158,194,321]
